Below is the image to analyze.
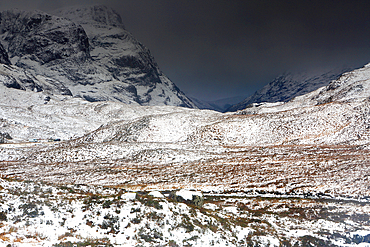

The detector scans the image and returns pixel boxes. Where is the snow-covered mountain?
[227,67,351,112]
[0,6,196,107]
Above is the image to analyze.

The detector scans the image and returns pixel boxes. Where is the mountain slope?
[0,74,197,142]
[2,62,370,167]
[0,6,196,107]
[312,63,370,104]
[227,67,351,112]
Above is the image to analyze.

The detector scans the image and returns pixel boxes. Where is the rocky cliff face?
[0,63,72,95]
[227,67,351,112]
[0,6,196,108]
[0,9,90,64]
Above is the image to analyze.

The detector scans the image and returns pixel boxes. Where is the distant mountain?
[227,67,351,112]
[190,96,246,112]
[311,63,370,104]
[0,6,196,108]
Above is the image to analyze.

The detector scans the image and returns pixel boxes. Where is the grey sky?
[1,0,370,101]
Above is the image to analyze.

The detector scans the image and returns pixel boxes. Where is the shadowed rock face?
[0,42,10,65]
[0,10,90,64]
[53,5,196,107]
[0,9,91,96]
[0,7,196,108]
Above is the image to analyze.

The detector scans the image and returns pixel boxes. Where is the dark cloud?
[1,0,370,101]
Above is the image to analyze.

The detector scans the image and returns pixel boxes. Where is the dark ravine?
[0,42,10,65]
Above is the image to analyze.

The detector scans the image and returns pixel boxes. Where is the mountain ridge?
[227,67,352,112]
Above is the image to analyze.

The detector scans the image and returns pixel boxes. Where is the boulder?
[170,189,204,207]
[0,132,12,143]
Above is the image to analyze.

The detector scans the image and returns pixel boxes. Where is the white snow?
[121,192,137,200]
[176,189,202,201]
[148,190,164,198]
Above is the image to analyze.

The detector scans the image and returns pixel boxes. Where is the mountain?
[227,67,351,112]
[0,6,196,107]
[311,63,370,104]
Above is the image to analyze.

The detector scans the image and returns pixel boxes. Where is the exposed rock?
[170,189,204,207]
[0,131,12,143]
[0,64,72,95]
[0,42,10,65]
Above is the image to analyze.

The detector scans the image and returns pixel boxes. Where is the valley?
[0,4,369,246]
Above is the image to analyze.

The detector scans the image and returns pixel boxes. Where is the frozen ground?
[0,178,369,246]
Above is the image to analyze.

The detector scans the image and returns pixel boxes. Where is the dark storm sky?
[1,0,370,101]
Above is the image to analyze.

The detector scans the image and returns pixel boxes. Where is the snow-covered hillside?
[228,67,351,112]
[0,6,196,108]
[1,62,370,245]
[0,72,199,142]
[1,61,370,190]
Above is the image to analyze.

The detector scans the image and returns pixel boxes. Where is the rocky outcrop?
[0,132,12,143]
[170,189,204,207]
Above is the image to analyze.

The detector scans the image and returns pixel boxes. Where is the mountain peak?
[52,5,125,29]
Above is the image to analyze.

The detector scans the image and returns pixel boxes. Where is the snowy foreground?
[0,178,370,247]
[1,64,370,245]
